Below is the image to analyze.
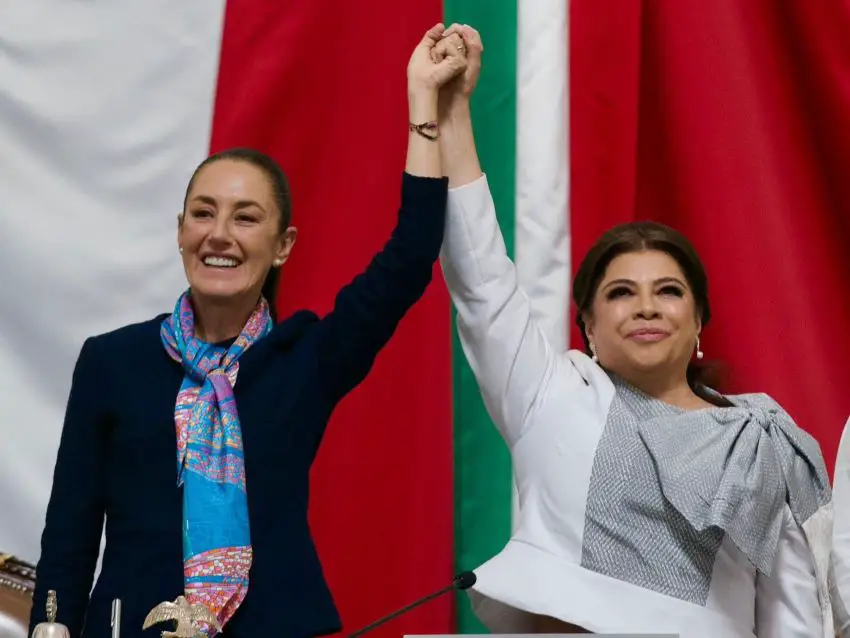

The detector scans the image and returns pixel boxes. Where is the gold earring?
[272,259,283,267]
[696,336,704,360]
[179,247,184,254]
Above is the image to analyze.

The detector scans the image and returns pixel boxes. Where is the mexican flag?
[1,1,848,637]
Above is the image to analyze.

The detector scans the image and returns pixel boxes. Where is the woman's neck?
[618,369,712,411]
[191,293,256,343]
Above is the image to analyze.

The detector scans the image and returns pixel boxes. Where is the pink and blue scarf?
[160,291,272,632]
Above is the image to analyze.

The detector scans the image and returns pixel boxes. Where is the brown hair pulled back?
[572,221,722,389]
[183,147,292,322]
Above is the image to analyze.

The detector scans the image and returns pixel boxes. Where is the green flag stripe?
[442,1,517,633]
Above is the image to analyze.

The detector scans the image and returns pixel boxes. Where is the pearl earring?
[590,343,599,363]
[272,259,283,267]
[179,247,184,254]
[696,336,704,360]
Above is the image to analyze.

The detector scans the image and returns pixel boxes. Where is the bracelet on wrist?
[409,121,439,141]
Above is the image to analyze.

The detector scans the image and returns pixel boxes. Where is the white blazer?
[440,174,832,638]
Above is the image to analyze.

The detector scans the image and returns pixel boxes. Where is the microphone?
[347,571,477,638]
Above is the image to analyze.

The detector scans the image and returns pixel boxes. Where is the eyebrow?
[602,276,689,290]
[190,195,267,212]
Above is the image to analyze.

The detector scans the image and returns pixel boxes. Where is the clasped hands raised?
[407,23,483,121]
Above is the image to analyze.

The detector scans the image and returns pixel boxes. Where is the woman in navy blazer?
[29,24,469,638]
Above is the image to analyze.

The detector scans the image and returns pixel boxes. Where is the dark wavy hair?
[572,221,724,390]
[183,147,292,322]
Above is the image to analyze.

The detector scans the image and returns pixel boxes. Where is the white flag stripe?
[0,0,226,560]
[512,0,570,528]
[515,0,570,354]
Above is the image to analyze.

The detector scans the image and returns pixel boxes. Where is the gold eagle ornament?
[142,596,221,638]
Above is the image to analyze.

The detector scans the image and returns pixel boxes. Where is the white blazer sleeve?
[755,505,823,637]
[440,174,588,447]
[831,417,850,637]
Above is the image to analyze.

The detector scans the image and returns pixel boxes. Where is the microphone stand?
[347,572,476,638]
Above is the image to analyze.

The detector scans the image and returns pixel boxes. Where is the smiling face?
[584,249,702,380]
[177,158,295,307]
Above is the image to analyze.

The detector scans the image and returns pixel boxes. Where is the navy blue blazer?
[29,174,448,638]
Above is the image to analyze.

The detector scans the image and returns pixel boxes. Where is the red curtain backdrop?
[571,0,850,472]
[209,2,453,637]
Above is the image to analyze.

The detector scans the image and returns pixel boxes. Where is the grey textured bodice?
[579,376,831,605]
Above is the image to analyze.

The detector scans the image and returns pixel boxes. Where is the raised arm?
[316,24,467,403]
[435,26,586,447]
[30,338,108,637]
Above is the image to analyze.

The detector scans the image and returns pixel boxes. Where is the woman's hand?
[430,24,484,187]
[407,23,468,97]
[434,24,483,118]
[404,24,467,178]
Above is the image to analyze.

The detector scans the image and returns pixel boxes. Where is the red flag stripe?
[210,2,452,636]
[570,0,850,470]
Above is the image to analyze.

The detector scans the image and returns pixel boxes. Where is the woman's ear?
[583,313,595,341]
[176,212,184,250]
[273,227,298,267]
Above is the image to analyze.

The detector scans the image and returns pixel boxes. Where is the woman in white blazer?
[434,25,833,638]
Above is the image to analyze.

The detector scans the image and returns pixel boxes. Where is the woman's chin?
[617,347,678,375]
[189,282,255,305]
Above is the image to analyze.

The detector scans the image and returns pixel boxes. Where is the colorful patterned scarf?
[160,290,272,632]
